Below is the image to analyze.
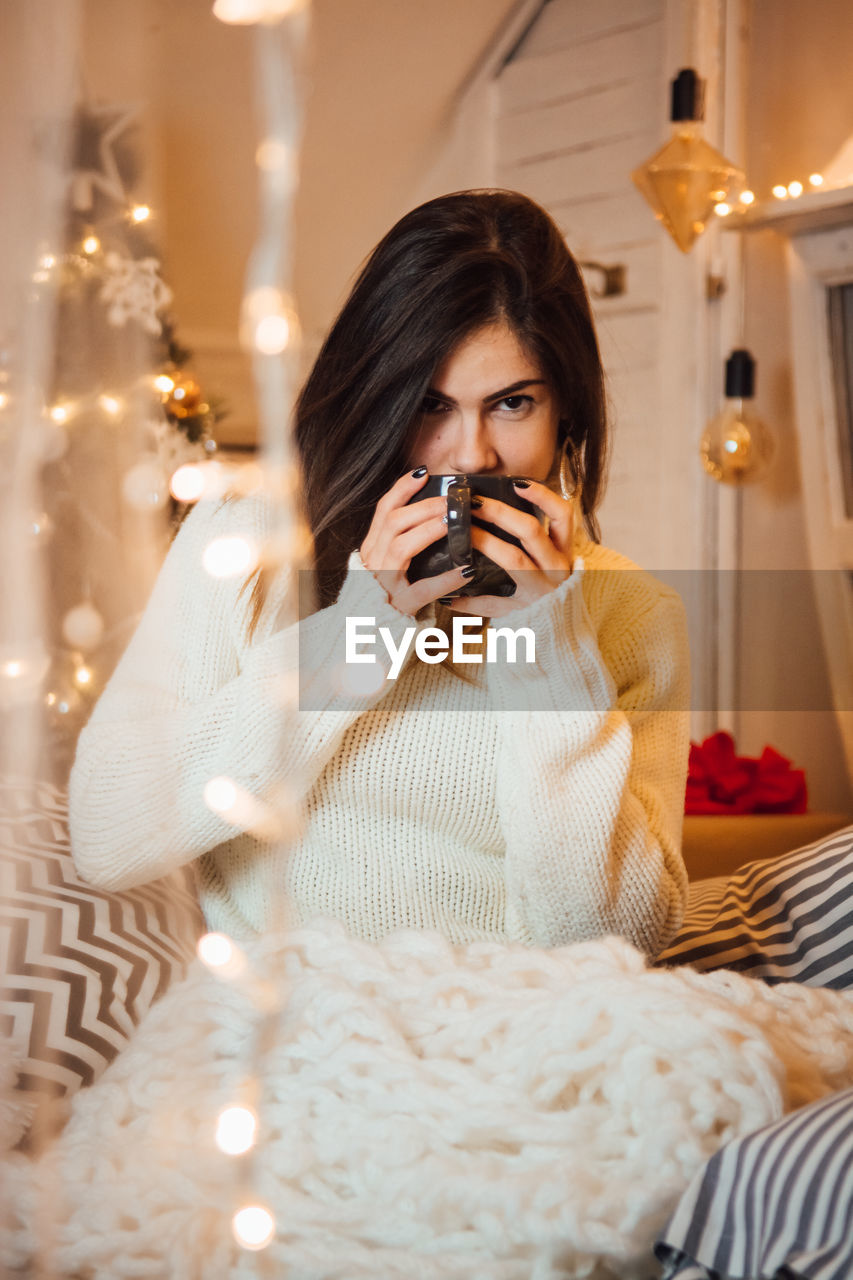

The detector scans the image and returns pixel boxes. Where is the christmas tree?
[35,100,225,778]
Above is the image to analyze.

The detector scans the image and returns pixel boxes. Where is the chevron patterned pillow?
[0,775,205,1151]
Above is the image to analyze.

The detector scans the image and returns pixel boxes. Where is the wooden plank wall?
[495,0,673,569]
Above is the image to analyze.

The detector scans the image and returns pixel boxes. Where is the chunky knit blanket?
[4,921,853,1280]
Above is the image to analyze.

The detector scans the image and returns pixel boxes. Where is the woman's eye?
[496,395,533,413]
[420,397,448,415]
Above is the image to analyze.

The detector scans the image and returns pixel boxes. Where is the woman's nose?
[448,412,499,474]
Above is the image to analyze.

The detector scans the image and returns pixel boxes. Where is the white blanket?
[5,921,853,1279]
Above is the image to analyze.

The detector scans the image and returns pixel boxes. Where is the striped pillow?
[659,825,853,989]
[0,775,205,1150]
[655,1086,853,1280]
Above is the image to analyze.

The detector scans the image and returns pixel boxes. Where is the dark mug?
[406,474,545,597]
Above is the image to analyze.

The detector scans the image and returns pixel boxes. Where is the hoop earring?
[559,437,582,503]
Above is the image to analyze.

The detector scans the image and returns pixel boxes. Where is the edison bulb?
[700,405,775,484]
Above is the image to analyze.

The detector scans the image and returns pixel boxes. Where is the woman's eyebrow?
[424,379,547,403]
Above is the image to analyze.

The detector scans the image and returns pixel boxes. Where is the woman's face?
[406,320,560,479]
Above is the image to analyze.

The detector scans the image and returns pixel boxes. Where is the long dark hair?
[245,189,609,631]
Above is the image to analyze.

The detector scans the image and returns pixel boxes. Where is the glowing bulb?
[50,404,69,424]
[772,185,788,200]
[131,204,151,223]
[241,287,299,356]
[82,234,100,255]
[170,464,206,502]
[197,932,234,967]
[256,138,291,172]
[205,776,238,814]
[202,535,258,578]
[62,602,104,650]
[232,1205,275,1252]
[74,664,93,687]
[0,393,8,410]
[172,385,186,401]
[714,202,731,217]
[256,314,291,354]
[98,394,121,416]
[215,0,306,22]
[739,190,755,205]
[788,180,803,198]
[197,931,246,980]
[154,374,175,393]
[809,173,824,187]
[0,644,50,704]
[216,1106,258,1155]
[40,253,56,269]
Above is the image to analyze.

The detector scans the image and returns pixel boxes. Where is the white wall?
[490,0,852,810]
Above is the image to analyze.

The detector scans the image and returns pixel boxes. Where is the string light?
[232,1205,275,1251]
[131,204,151,223]
[255,138,292,174]
[202,535,258,578]
[0,393,8,410]
[98,394,122,416]
[170,463,207,502]
[49,404,70,424]
[216,1105,258,1156]
[714,202,731,217]
[154,373,175,393]
[204,775,238,813]
[787,180,803,198]
[197,932,235,967]
[214,0,307,22]
[204,774,293,842]
[739,190,755,205]
[240,287,298,356]
[82,233,100,255]
[197,931,247,980]
[772,185,788,200]
[73,662,93,688]
[809,173,824,187]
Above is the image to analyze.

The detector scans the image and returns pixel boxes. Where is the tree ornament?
[700,350,775,484]
[68,102,141,214]
[61,602,105,651]
[632,70,745,253]
[165,370,203,419]
[100,252,172,335]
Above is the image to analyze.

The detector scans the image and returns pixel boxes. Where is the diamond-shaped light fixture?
[632,69,744,253]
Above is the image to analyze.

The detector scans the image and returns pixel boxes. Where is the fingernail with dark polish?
[437,596,454,605]
[513,478,531,488]
[470,495,483,508]
[461,566,477,578]
[411,465,428,477]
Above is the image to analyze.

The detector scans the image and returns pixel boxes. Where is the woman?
[69,189,690,956]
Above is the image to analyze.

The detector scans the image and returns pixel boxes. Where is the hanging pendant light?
[632,69,745,253]
[700,349,775,484]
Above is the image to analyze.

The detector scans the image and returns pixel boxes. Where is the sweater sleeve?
[487,560,690,957]
[68,498,419,892]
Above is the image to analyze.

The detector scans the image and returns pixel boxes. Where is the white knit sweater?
[69,491,691,956]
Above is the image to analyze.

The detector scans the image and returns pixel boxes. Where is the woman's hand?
[359,467,474,616]
[446,478,576,617]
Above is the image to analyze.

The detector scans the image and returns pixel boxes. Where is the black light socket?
[670,68,705,122]
[724,349,756,399]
